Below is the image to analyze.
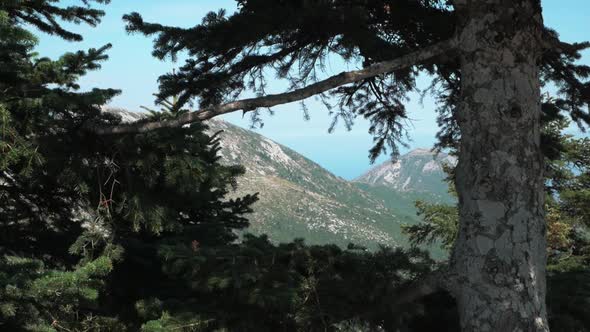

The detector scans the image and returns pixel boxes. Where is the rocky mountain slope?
[207,119,415,248]
[104,108,453,250]
[354,148,456,203]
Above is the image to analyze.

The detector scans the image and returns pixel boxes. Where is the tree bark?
[451,0,548,331]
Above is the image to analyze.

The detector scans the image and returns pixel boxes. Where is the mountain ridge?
[103,108,453,251]
[207,118,407,247]
[354,148,456,198]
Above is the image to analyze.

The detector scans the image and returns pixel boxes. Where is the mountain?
[207,119,415,248]
[354,148,456,204]
[103,108,452,252]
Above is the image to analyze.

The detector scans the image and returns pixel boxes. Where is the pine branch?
[90,38,458,135]
[392,267,455,309]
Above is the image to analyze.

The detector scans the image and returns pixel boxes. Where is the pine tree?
[122,233,446,331]
[5,1,590,331]
[93,1,590,329]
[1,3,430,331]
[1,2,258,330]
[0,1,122,330]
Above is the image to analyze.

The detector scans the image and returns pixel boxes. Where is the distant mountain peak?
[102,106,144,122]
[406,148,435,156]
[354,148,455,194]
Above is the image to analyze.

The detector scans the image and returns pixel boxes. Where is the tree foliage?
[0,1,253,330]
[0,2,450,331]
[3,1,590,331]
[122,0,589,160]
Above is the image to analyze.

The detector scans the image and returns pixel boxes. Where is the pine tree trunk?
[450,0,549,331]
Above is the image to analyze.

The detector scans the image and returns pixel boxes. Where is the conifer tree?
[96,105,440,332]
[0,3,428,331]
[4,1,590,331]
[93,1,590,329]
[1,1,258,330]
[0,1,122,330]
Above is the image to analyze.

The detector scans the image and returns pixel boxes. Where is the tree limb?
[89,38,458,135]
[392,267,456,309]
[541,29,590,54]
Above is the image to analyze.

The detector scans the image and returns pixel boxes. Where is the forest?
[1,1,589,331]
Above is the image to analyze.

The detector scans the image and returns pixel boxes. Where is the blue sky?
[34,1,589,179]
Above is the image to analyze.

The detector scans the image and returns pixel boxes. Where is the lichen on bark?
[450,0,549,331]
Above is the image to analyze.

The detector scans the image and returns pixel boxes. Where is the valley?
[208,119,455,251]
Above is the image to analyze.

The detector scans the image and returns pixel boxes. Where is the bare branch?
[90,38,457,135]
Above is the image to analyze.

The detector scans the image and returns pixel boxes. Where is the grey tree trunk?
[450,0,549,331]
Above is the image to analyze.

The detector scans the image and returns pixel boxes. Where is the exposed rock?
[354,148,456,196]
[102,108,451,250]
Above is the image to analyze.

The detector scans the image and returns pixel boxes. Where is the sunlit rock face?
[354,148,456,195]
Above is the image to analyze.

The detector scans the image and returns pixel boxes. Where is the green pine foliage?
[0,254,125,331]
[2,1,589,331]
[401,162,458,252]
[122,1,589,160]
[543,120,590,275]
[1,1,253,330]
[128,235,448,331]
[402,200,458,252]
[0,1,121,330]
[1,2,443,330]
